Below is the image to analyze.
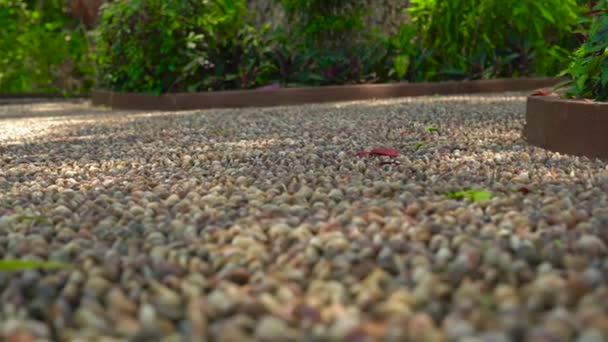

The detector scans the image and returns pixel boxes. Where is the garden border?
[0,94,89,105]
[524,95,608,159]
[0,93,88,99]
[91,77,562,111]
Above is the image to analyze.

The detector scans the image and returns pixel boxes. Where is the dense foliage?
[0,0,94,94]
[281,0,367,48]
[95,0,276,94]
[4,0,591,94]
[402,0,583,81]
[565,0,608,101]
[276,0,390,85]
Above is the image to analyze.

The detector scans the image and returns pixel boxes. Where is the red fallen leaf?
[517,187,531,195]
[369,147,400,157]
[356,150,370,157]
[531,89,552,96]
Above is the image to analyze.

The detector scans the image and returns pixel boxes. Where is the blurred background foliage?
[0,0,96,95]
[564,0,608,100]
[0,0,604,100]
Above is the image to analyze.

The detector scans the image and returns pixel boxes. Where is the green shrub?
[95,0,277,94]
[387,22,433,82]
[92,0,592,93]
[0,0,95,94]
[275,0,390,85]
[565,0,608,101]
[403,0,584,81]
[281,0,367,49]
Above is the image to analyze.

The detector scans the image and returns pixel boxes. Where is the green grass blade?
[0,260,70,271]
[446,189,493,202]
[425,126,439,133]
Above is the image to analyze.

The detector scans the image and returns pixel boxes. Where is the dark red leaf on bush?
[531,89,552,96]
[369,148,400,157]
[584,9,602,16]
[517,187,531,195]
[356,150,370,157]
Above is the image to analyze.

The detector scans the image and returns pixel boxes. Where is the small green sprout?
[446,189,493,202]
[481,293,495,309]
[0,260,69,271]
[425,126,439,133]
[16,215,50,224]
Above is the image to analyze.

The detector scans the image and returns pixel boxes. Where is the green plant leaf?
[394,54,410,78]
[425,126,439,133]
[0,260,70,271]
[533,2,556,24]
[446,189,493,202]
[414,141,426,150]
[16,214,50,224]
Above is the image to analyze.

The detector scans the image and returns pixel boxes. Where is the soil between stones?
[0,93,607,341]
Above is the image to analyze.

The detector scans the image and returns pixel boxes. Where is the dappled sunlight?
[221,138,294,149]
[26,102,80,113]
[2,93,608,342]
[0,100,101,119]
[0,101,104,143]
[0,118,70,144]
[0,101,201,145]
[329,92,527,109]
[0,116,103,145]
[0,92,530,147]
[1,0,603,338]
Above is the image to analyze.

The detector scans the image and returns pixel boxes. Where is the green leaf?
[533,2,555,24]
[224,74,239,81]
[446,189,494,202]
[394,54,410,78]
[501,52,520,64]
[0,260,70,271]
[16,214,49,224]
[425,126,439,133]
[414,141,426,150]
[602,66,608,87]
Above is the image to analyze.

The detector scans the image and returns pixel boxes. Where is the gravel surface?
[0,93,607,341]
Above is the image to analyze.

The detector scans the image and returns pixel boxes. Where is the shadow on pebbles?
[0,93,607,341]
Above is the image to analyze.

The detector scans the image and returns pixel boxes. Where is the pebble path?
[0,94,607,341]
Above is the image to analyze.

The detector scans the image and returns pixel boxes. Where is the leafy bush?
[0,0,95,94]
[387,22,432,82]
[565,0,608,101]
[275,0,390,85]
[402,0,584,81]
[95,0,277,94]
[281,0,367,49]
[92,0,593,93]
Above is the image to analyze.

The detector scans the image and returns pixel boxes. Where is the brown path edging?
[0,93,89,105]
[524,95,608,159]
[92,77,563,111]
[0,93,88,99]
